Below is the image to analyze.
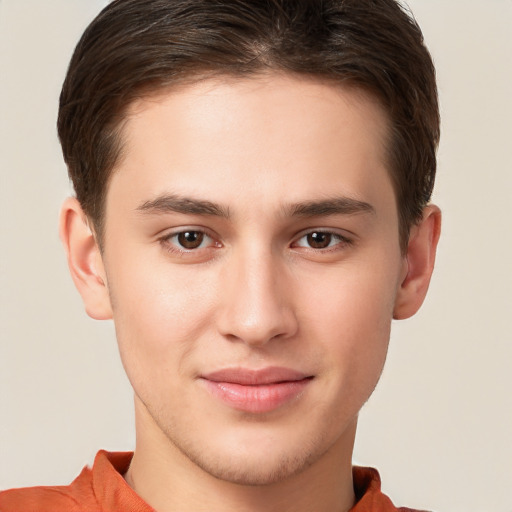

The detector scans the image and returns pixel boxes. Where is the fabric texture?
[0,451,426,511]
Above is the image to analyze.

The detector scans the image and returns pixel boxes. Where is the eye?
[161,229,219,253]
[176,230,207,249]
[293,231,351,250]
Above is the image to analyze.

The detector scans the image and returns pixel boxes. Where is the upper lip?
[201,367,311,385]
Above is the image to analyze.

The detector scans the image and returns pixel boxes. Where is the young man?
[0,0,441,510]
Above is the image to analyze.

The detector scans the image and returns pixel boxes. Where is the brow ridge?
[287,197,375,217]
[136,194,374,219]
[137,194,230,218]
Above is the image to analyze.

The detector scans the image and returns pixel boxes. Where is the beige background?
[1,1,511,511]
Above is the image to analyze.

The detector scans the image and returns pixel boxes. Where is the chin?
[164,418,337,487]
[185,447,318,486]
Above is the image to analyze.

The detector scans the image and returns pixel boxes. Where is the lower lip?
[201,378,312,413]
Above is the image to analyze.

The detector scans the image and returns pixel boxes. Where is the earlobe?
[393,205,441,320]
[59,197,113,320]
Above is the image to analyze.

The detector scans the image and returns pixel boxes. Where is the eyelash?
[158,228,353,257]
[292,230,353,252]
[159,229,220,256]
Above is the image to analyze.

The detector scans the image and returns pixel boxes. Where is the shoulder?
[0,465,94,512]
[0,451,136,512]
[352,466,431,512]
[0,485,86,512]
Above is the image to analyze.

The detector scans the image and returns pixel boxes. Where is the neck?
[124,400,357,512]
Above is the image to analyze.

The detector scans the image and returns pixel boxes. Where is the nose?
[216,247,298,347]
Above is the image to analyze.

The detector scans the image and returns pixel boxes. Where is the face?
[100,75,406,484]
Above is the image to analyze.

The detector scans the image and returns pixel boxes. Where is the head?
[58,0,439,253]
[58,0,441,493]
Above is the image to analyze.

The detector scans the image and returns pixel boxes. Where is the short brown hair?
[58,0,439,250]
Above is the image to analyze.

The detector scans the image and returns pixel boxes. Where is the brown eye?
[306,232,332,249]
[293,230,352,252]
[177,231,204,249]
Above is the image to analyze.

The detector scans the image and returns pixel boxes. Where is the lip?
[200,367,313,413]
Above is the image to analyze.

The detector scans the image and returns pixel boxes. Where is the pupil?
[178,231,204,249]
[307,232,331,249]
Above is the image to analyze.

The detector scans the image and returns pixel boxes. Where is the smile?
[200,367,313,414]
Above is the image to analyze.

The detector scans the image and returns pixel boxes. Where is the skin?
[60,74,440,512]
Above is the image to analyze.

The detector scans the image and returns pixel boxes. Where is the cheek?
[302,254,399,335]
[104,252,218,387]
[300,256,399,388]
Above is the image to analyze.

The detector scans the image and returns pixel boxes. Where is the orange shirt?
[0,451,425,511]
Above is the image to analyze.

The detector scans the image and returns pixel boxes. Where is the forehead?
[108,74,394,218]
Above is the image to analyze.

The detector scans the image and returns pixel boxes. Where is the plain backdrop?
[1,1,511,511]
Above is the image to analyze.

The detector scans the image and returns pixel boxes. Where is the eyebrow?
[136,194,374,219]
[286,197,375,218]
[137,194,231,218]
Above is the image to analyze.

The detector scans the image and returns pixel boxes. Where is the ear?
[59,197,113,320]
[393,205,441,320]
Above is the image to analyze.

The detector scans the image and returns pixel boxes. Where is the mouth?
[200,367,314,414]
